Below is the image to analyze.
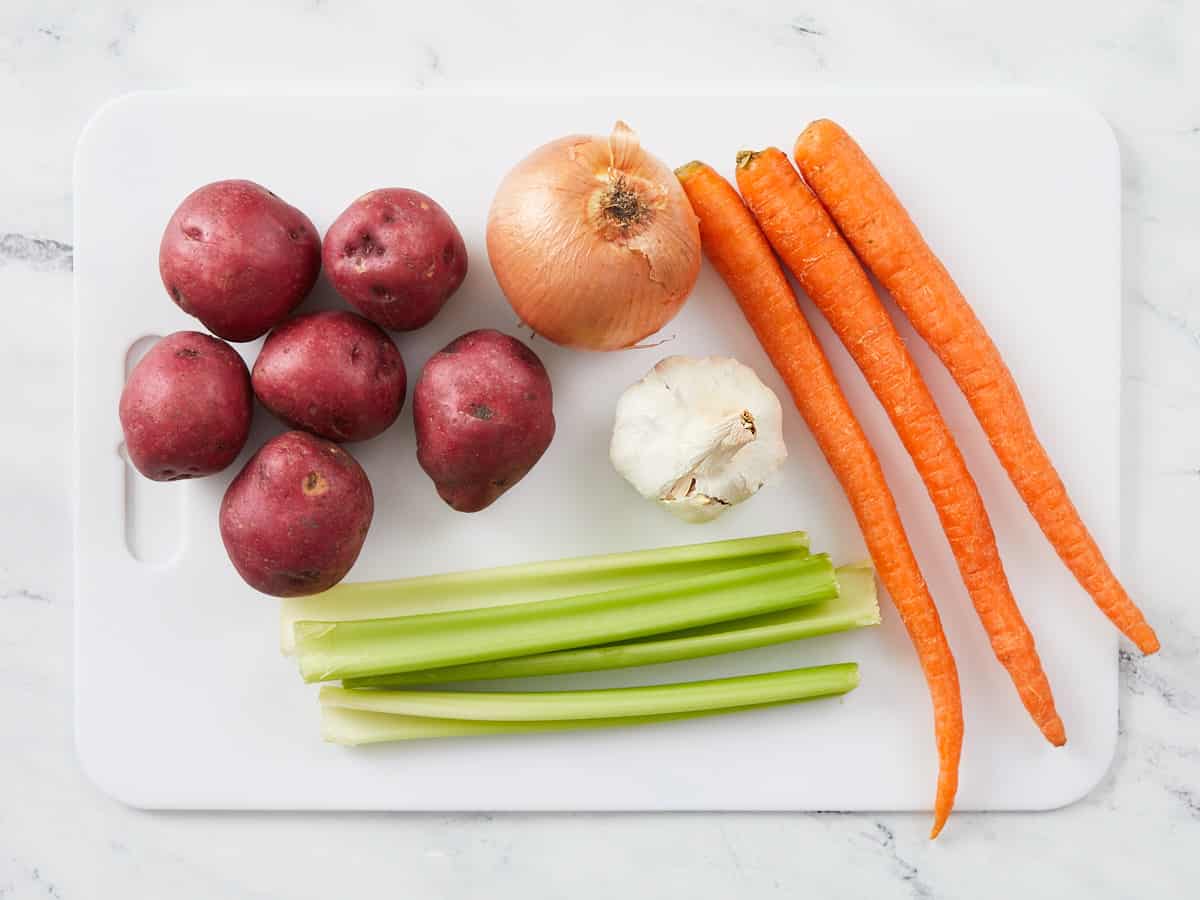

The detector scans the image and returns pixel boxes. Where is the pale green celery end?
[295,555,835,683]
[343,564,878,688]
[319,663,858,721]
[279,531,809,653]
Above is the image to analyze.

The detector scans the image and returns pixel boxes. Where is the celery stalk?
[321,703,792,745]
[320,663,859,722]
[344,564,878,688]
[294,555,835,683]
[280,531,809,653]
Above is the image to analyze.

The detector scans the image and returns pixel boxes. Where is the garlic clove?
[610,356,787,523]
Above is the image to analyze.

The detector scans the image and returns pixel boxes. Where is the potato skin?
[119,331,252,481]
[252,310,407,443]
[322,188,467,331]
[413,329,554,513]
[219,431,374,597]
[159,180,321,342]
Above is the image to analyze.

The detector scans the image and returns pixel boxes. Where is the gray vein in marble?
[414,41,443,88]
[868,823,933,900]
[107,14,137,57]
[133,844,279,900]
[28,866,63,900]
[0,234,73,272]
[716,822,746,876]
[35,27,62,43]
[1132,290,1200,350]
[790,17,825,37]
[1119,648,1196,713]
[1167,785,1200,818]
[781,16,829,69]
[1124,373,1200,414]
[1,587,51,605]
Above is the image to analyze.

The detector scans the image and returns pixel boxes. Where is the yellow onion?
[486,121,702,351]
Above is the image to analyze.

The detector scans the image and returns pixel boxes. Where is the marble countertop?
[2,1,1196,896]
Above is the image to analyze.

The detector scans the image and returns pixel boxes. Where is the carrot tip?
[1042,717,1067,747]
[929,814,948,840]
[1131,623,1160,655]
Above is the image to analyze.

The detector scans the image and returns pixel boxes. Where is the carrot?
[793,120,1159,655]
[677,160,963,838]
[736,148,1065,747]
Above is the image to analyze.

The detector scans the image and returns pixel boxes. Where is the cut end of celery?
[834,563,881,627]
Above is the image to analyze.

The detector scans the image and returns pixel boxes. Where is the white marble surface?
[1,0,1196,896]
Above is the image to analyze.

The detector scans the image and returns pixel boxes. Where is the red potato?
[119,331,252,481]
[219,431,374,597]
[322,188,467,331]
[159,179,321,342]
[414,329,555,512]
[252,310,407,443]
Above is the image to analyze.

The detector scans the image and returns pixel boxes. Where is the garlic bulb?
[610,356,787,523]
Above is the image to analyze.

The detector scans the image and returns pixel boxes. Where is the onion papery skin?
[487,122,701,351]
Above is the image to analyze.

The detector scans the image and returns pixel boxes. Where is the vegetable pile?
[118,112,1159,840]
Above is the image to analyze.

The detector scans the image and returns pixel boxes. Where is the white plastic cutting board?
[74,89,1121,811]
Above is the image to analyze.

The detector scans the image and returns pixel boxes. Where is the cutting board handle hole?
[118,441,183,564]
[125,333,161,376]
[120,334,183,564]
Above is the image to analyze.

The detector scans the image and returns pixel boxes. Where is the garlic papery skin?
[609,355,787,523]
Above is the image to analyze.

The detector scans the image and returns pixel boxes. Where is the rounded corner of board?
[74,91,166,178]
[1032,731,1121,813]
[74,720,159,811]
[1034,92,1122,174]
